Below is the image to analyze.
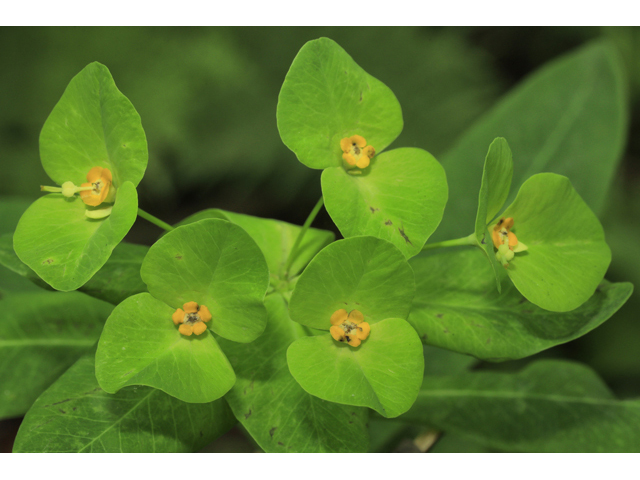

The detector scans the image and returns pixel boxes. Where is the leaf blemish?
[278,441,285,446]
[59,409,66,414]
[385,220,393,226]
[42,258,54,265]
[369,206,379,214]
[244,409,252,419]
[175,254,183,260]
[435,313,443,319]
[269,427,277,438]
[398,227,412,245]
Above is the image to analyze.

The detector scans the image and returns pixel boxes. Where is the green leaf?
[0,197,32,236]
[40,62,148,189]
[501,173,611,311]
[474,137,513,291]
[436,41,627,241]
[322,148,448,258]
[409,248,632,361]
[1,235,148,304]
[0,290,112,419]
[141,218,269,343]
[14,351,235,452]
[13,181,138,291]
[174,208,334,284]
[95,293,236,403]
[401,360,640,452]
[219,294,369,452]
[287,318,424,418]
[289,236,415,330]
[277,37,402,170]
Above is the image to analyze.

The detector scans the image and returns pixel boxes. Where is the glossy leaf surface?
[289,236,415,330]
[141,219,269,343]
[277,37,402,170]
[401,360,640,452]
[409,248,632,361]
[95,293,235,403]
[219,294,369,452]
[501,173,611,311]
[287,318,424,418]
[322,148,448,258]
[40,62,148,189]
[0,290,112,419]
[13,181,138,291]
[437,42,627,240]
[14,351,235,452]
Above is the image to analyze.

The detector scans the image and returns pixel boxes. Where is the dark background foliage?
[1,26,639,452]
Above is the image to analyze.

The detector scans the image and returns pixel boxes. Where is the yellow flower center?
[172,301,212,336]
[340,135,375,170]
[329,308,371,347]
[40,166,117,219]
[490,217,527,268]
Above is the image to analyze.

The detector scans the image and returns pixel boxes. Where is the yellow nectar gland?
[172,301,212,336]
[40,166,116,218]
[340,135,375,170]
[491,217,528,268]
[329,308,370,347]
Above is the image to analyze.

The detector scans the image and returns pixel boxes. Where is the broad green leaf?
[289,236,415,330]
[0,234,50,290]
[474,137,513,291]
[13,181,138,291]
[409,248,632,361]
[0,290,112,419]
[40,62,148,189]
[95,293,235,403]
[322,148,448,258]
[501,173,611,311]
[75,241,148,305]
[1,235,148,305]
[141,218,268,343]
[219,294,369,453]
[287,318,424,418]
[174,208,334,285]
[436,41,627,241]
[277,37,402,170]
[14,351,235,452]
[401,360,640,452]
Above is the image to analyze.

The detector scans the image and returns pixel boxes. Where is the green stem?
[137,208,174,233]
[284,196,324,278]
[421,233,477,251]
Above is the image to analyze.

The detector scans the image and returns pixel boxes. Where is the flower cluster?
[329,308,370,347]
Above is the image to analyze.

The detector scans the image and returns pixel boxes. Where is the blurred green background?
[1,27,639,450]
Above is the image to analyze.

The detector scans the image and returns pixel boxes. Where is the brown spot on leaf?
[269,427,277,438]
[42,258,54,265]
[436,313,444,319]
[369,206,379,214]
[486,337,491,344]
[175,255,183,260]
[59,409,66,414]
[385,220,393,226]
[443,328,449,334]
[278,441,285,446]
[421,333,428,341]
[244,409,252,419]
[398,227,412,245]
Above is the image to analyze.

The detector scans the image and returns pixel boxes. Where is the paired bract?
[13,62,148,291]
[277,37,448,259]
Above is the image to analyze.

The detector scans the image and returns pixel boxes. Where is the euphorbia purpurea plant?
[1,37,637,453]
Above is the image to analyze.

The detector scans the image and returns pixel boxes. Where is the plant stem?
[421,233,477,251]
[137,208,174,233]
[284,196,324,278]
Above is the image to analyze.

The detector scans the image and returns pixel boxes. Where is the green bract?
[408,248,631,361]
[13,62,147,291]
[499,173,611,311]
[470,137,611,311]
[95,219,270,403]
[219,294,370,453]
[474,137,513,291]
[277,37,448,258]
[287,236,423,417]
